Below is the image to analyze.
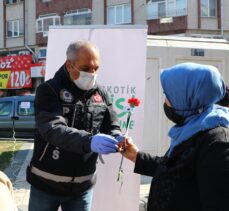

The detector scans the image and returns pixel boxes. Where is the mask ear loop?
[172,106,205,120]
[173,106,204,113]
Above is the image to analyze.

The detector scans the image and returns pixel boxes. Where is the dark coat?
[27,65,121,196]
[135,126,229,211]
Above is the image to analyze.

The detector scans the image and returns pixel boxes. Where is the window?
[64,8,92,25]
[0,102,12,116]
[147,0,187,19]
[5,0,24,4]
[201,0,217,17]
[36,14,60,33]
[18,101,34,116]
[7,19,24,38]
[107,4,131,25]
[38,48,47,59]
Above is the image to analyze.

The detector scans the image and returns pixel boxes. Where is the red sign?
[0,70,32,89]
[0,55,32,89]
[30,63,46,78]
[8,69,32,89]
[0,55,32,71]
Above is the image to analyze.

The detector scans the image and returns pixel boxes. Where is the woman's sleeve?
[134,151,163,177]
[196,130,229,211]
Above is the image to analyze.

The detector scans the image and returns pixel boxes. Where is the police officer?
[27,40,122,211]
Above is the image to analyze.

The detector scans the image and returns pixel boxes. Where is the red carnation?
[128,97,140,107]
[117,96,140,183]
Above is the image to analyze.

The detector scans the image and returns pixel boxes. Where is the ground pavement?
[4,142,150,211]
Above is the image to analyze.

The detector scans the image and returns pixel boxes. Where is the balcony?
[147,7,187,35]
[147,8,187,20]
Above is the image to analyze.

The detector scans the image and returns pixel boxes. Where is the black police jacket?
[27,65,121,196]
[134,126,229,211]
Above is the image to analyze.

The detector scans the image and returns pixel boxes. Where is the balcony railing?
[147,8,187,20]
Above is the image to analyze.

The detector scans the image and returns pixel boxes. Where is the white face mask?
[74,71,97,90]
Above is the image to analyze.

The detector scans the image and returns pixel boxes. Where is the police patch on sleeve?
[93,92,103,103]
[92,92,105,106]
[59,89,74,103]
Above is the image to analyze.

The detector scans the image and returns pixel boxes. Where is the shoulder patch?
[60,89,74,103]
[93,92,103,103]
[92,91,106,106]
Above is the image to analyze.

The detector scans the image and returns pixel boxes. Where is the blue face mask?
[163,103,186,125]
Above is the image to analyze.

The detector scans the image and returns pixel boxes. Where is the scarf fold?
[160,63,229,156]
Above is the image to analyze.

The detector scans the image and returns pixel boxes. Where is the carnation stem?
[117,108,132,184]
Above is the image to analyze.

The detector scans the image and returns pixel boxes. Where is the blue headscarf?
[160,63,229,156]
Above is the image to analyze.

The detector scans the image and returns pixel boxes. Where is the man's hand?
[118,137,139,163]
[91,134,118,154]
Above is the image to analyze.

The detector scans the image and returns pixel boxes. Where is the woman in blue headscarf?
[121,63,229,211]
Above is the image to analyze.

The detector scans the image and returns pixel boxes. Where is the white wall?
[92,0,104,24]
[6,3,23,20]
[27,0,36,45]
[0,1,4,48]
[5,3,24,48]
[107,0,130,6]
[143,36,229,156]
[187,0,198,29]
[221,0,229,31]
[133,0,146,24]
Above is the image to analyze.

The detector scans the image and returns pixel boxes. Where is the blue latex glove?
[115,135,125,142]
[91,134,118,154]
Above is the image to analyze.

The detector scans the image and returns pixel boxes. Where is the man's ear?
[65,60,72,73]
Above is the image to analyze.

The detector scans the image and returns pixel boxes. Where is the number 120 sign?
[0,70,32,89]
[0,55,32,89]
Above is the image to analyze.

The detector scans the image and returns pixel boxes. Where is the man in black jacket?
[27,40,122,211]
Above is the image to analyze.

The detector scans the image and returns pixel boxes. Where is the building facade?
[93,0,229,39]
[0,0,39,97]
[0,0,92,97]
[0,0,36,55]
[36,0,92,52]
[1,0,229,97]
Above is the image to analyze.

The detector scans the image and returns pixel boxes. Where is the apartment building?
[1,0,228,61]
[0,0,39,97]
[1,0,229,97]
[0,0,92,97]
[36,0,92,57]
[1,0,229,58]
[0,0,36,56]
[93,0,229,39]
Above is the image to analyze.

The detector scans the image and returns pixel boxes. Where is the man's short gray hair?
[66,40,99,62]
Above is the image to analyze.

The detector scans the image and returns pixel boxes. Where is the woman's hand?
[118,137,139,163]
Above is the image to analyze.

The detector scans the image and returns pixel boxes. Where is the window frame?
[5,0,24,4]
[38,47,47,59]
[6,19,24,38]
[36,14,60,33]
[63,8,92,25]
[201,0,217,17]
[147,0,187,20]
[107,3,131,25]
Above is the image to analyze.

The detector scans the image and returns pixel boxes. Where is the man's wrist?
[83,135,93,153]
